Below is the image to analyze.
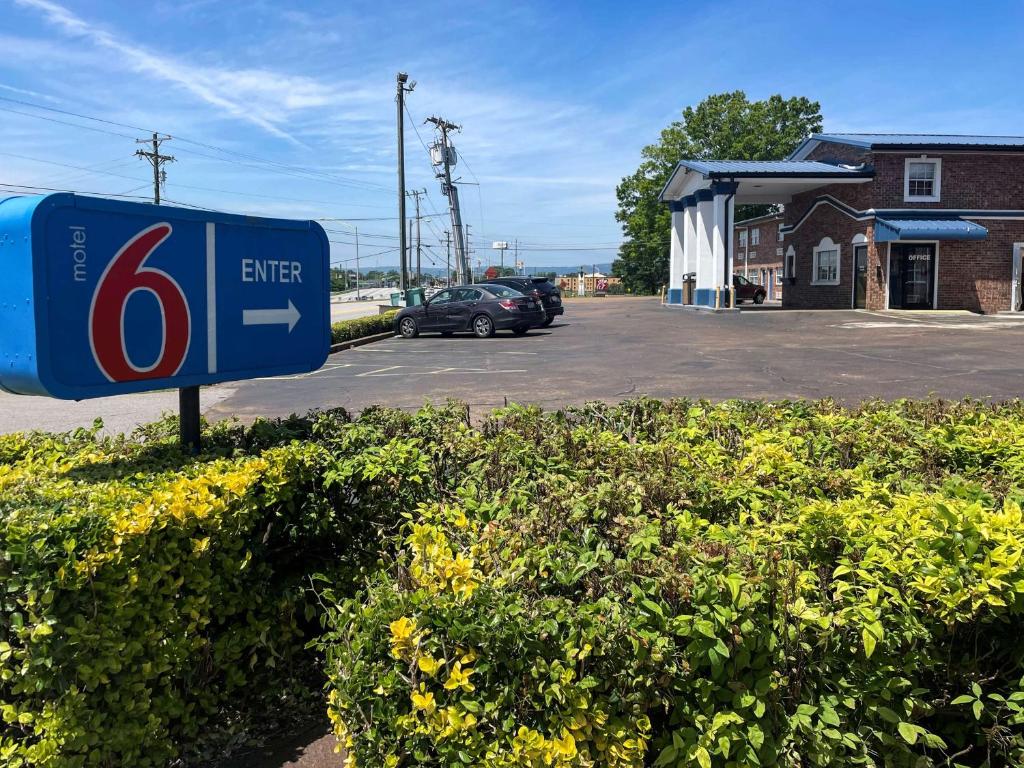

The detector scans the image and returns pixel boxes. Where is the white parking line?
[356,365,404,377]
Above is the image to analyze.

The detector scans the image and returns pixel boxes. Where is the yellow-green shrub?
[331,311,398,344]
[0,405,462,768]
[322,399,1024,767]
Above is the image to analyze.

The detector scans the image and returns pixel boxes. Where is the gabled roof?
[790,133,1024,159]
[674,159,872,178]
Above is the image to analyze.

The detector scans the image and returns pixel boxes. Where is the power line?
[0,149,392,210]
[0,182,153,200]
[0,95,395,195]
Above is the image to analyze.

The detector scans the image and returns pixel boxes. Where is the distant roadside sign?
[0,193,330,400]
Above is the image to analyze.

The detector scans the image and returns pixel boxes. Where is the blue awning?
[874,217,988,243]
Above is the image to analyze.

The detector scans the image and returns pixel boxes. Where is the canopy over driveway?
[659,160,872,308]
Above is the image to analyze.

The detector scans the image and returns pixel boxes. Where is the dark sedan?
[485,276,564,326]
[394,284,545,338]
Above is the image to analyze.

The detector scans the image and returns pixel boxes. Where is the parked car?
[484,276,563,326]
[733,274,767,304]
[394,284,545,338]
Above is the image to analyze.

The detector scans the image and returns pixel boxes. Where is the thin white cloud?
[0,81,58,101]
[12,0,335,142]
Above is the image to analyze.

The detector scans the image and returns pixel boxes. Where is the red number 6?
[89,223,191,382]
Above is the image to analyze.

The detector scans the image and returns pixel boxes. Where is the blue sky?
[1,0,1023,271]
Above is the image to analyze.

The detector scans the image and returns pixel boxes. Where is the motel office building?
[661,134,1024,313]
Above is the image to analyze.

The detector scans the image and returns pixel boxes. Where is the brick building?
[557,272,621,295]
[734,212,785,301]
[660,134,1024,313]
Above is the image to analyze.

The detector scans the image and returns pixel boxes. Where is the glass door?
[889,244,935,309]
[853,245,867,308]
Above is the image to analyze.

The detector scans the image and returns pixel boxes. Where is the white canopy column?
[694,189,715,305]
[709,182,738,307]
[666,196,698,305]
[682,197,697,298]
[667,201,685,304]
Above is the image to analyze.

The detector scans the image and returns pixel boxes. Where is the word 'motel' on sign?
[0,193,331,400]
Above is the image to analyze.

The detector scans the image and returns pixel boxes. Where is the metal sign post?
[0,194,331,449]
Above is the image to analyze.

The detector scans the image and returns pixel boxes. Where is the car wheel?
[399,317,419,338]
[541,317,555,327]
[753,292,765,305]
[513,325,529,335]
[472,314,495,338]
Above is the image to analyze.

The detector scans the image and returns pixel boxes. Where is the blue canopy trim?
[874,217,988,243]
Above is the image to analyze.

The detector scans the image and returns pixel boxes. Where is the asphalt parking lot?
[206,297,1024,423]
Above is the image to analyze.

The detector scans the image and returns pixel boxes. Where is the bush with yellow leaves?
[0,404,464,767]
[322,398,1024,767]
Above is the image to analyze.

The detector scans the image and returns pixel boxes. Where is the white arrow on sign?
[242,299,301,332]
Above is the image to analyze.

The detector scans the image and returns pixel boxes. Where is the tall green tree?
[612,92,823,293]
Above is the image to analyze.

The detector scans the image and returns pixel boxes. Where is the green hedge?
[331,311,398,344]
[321,399,1024,768]
[0,405,462,767]
[4,400,1024,767]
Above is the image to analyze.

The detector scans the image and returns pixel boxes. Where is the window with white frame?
[749,251,756,261]
[812,237,840,285]
[777,229,784,242]
[738,229,747,247]
[751,228,760,246]
[775,271,783,285]
[904,157,941,202]
[785,246,796,279]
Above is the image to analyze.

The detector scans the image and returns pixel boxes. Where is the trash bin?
[683,274,695,305]
[390,291,403,307]
[405,287,425,306]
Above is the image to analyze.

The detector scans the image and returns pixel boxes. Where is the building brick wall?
[782,203,873,310]
[934,220,1024,313]
[869,153,1024,210]
[802,140,1024,211]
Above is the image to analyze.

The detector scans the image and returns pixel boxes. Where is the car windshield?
[734,275,752,286]
[480,284,524,298]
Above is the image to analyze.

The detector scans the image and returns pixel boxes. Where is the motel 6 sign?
[0,193,330,399]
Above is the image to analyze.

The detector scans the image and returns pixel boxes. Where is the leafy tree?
[613,91,822,293]
[330,268,348,292]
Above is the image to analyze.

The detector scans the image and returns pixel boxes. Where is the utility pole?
[407,218,414,288]
[355,226,361,301]
[406,188,425,286]
[396,72,415,293]
[137,133,198,453]
[426,116,469,283]
[464,224,472,282]
[135,132,174,205]
[514,239,519,273]
[444,230,452,286]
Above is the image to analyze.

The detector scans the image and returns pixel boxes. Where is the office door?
[853,245,868,308]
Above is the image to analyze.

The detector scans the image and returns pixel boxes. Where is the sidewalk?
[0,385,234,435]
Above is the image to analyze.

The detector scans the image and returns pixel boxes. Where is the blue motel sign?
[0,193,330,399]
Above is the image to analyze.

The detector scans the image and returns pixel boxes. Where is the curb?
[662,303,740,313]
[329,331,396,354]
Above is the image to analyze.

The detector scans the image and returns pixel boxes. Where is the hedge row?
[321,399,1024,768]
[3,399,1024,767]
[331,310,398,344]
[0,406,450,767]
